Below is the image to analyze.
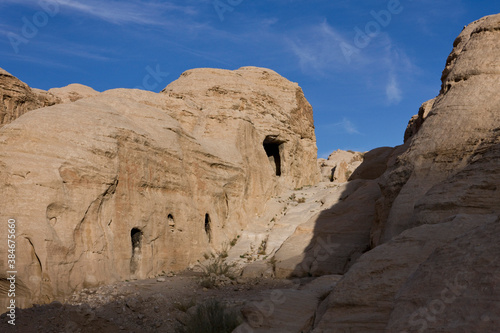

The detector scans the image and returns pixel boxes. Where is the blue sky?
[1,0,499,157]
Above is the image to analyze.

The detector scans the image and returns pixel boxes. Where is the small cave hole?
[263,136,283,176]
[130,228,143,274]
[204,214,212,243]
[167,214,175,228]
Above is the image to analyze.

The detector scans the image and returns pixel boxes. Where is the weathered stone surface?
[403,98,435,143]
[318,150,363,183]
[349,146,395,181]
[237,289,319,333]
[48,83,99,103]
[274,180,381,278]
[0,67,320,307]
[312,214,494,332]
[312,14,500,332]
[375,14,500,245]
[162,67,320,190]
[387,219,500,333]
[0,67,60,126]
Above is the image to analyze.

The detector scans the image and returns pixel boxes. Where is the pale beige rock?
[0,67,60,126]
[48,83,99,103]
[318,149,363,182]
[375,14,500,245]
[312,15,500,332]
[0,67,320,308]
[162,67,321,190]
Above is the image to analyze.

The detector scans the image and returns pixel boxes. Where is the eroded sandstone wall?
[0,66,320,307]
[313,14,500,332]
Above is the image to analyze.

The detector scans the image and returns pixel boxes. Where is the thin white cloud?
[1,0,199,26]
[321,118,361,135]
[386,74,402,104]
[286,20,420,105]
[286,20,364,74]
[60,0,199,26]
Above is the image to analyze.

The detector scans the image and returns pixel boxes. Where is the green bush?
[175,299,242,333]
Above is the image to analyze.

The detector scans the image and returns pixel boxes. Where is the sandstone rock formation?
[311,13,500,332]
[376,14,500,245]
[318,150,363,182]
[48,83,99,103]
[0,67,60,126]
[349,146,395,181]
[0,67,320,308]
[273,180,380,278]
[403,98,435,143]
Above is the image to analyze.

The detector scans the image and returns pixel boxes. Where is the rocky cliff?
[0,68,60,126]
[311,13,500,332]
[0,66,320,307]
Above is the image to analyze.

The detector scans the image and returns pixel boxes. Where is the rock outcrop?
[312,14,500,332]
[0,68,60,126]
[318,150,363,182]
[403,98,435,143]
[48,83,99,103]
[0,67,320,307]
[375,14,500,245]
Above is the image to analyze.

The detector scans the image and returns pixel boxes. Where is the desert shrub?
[201,256,236,277]
[198,256,237,289]
[175,299,242,333]
[229,236,239,247]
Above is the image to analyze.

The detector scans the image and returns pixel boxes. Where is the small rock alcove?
[205,214,212,243]
[167,214,175,231]
[263,136,284,176]
[130,228,143,274]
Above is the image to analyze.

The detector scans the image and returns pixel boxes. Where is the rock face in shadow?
[311,14,500,332]
[0,66,320,307]
[318,150,364,183]
[274,180,380,279]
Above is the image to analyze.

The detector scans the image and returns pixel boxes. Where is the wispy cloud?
[58,0,198,26]
[286,20,419,105]
[321,118,361,135]
[286,20,364,74]
[386,74,402,104]
[1,0,200,26]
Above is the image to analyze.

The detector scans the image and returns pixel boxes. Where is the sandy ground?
[0,271,299,333]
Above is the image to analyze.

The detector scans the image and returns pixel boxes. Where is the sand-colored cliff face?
[312,14,500,332]
[0,66,320,307]
[0,68,60,126]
